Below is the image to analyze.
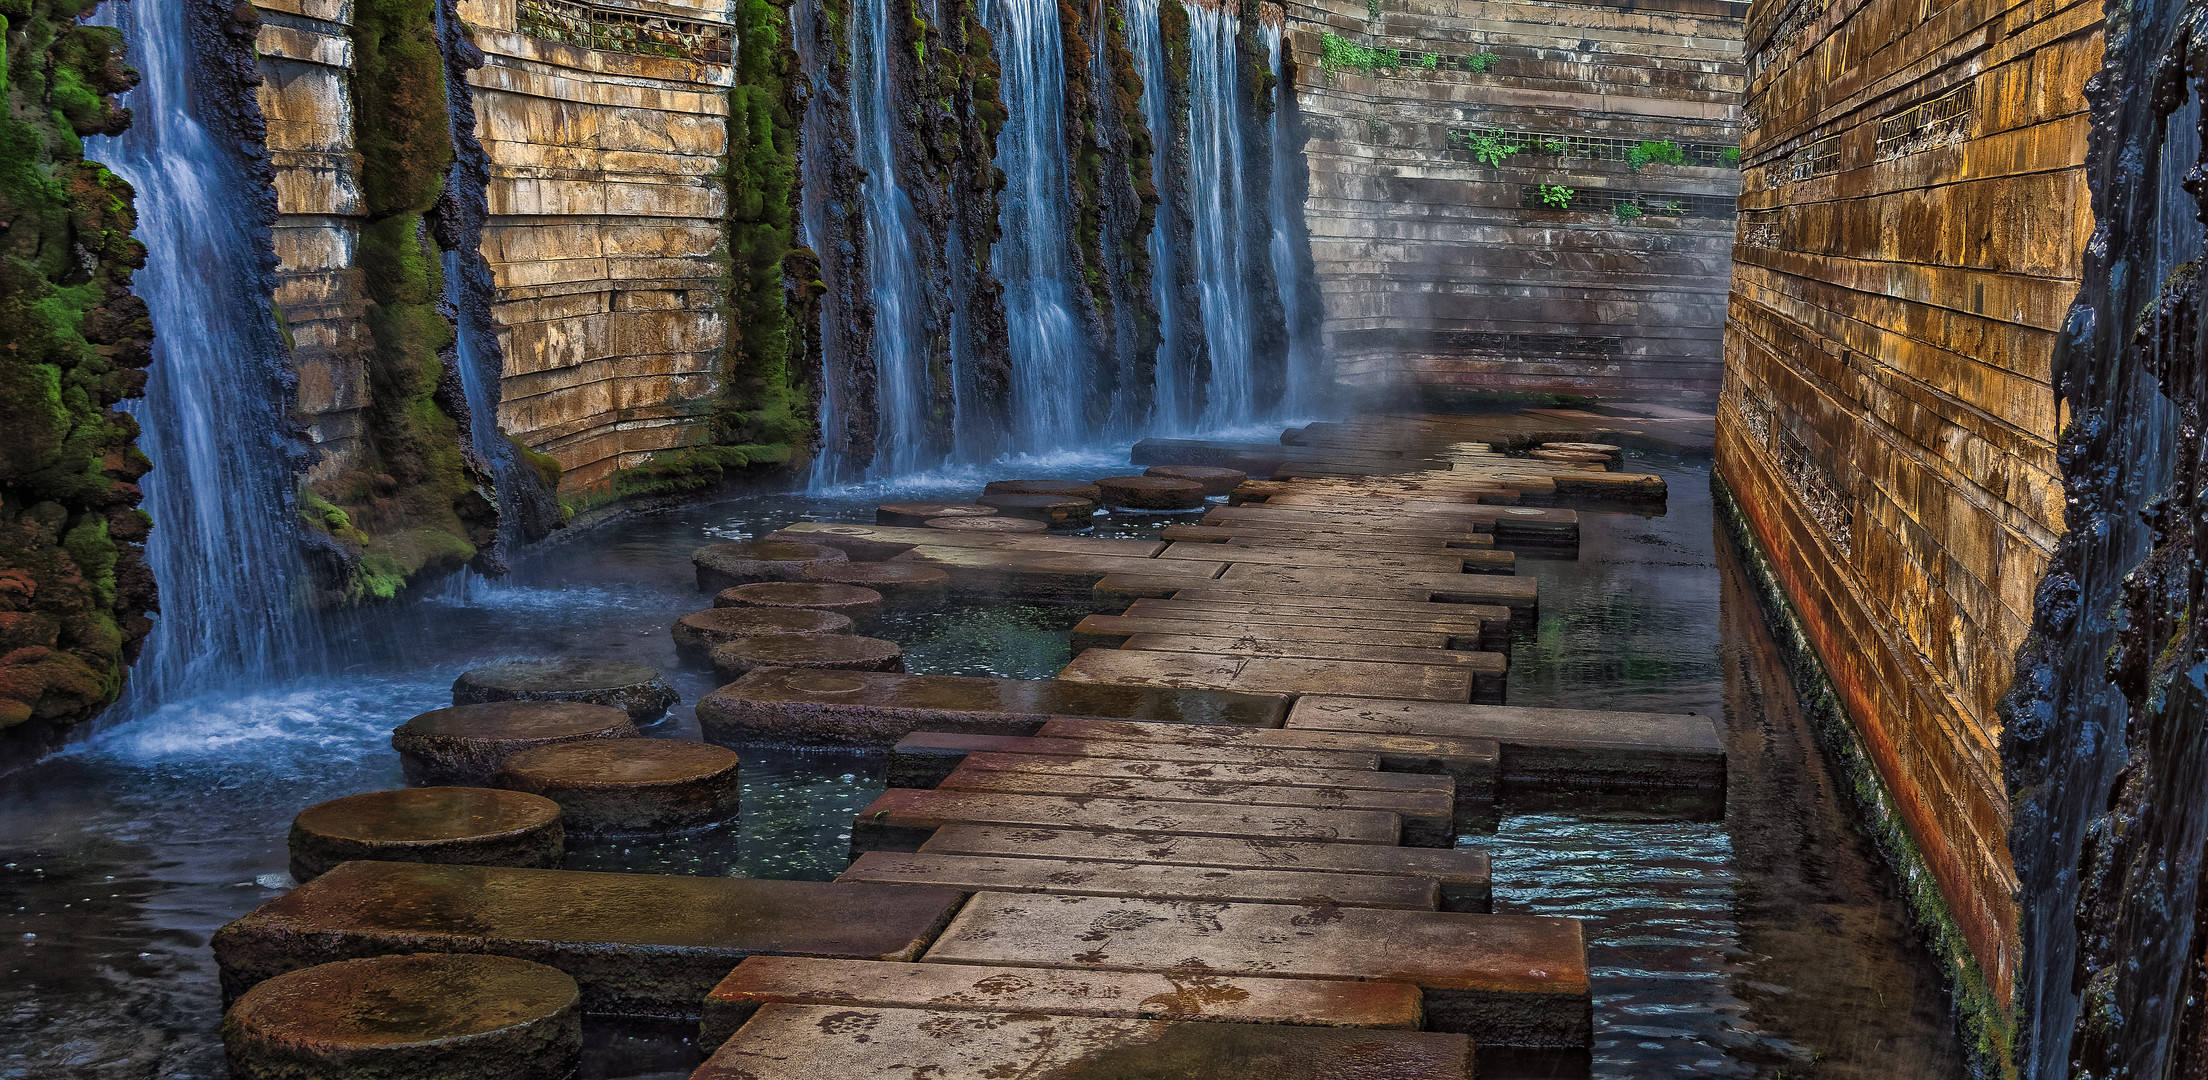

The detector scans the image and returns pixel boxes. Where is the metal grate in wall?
[1875,83,1975,160]
[1518,186,1739,219]
[516,0,733,65]
[1449,129,1738,167]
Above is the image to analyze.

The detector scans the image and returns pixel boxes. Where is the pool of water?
[0,449,1965,1079]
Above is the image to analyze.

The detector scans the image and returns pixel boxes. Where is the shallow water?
[0,450,1964,1079]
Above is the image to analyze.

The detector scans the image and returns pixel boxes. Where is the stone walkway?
[216,408,1731,1079]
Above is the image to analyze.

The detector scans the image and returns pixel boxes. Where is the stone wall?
[1282,0,1746,400]
[1715,0,2100,1045]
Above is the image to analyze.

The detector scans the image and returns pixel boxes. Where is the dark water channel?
[1,451,1965,1079]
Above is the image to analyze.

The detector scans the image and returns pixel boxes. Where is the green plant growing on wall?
[1627,138,1686,172]
[1612,200,1644,221]
[1419,52,1439,70]
[1319,31,1398,75]
[1538,137,1569,155]
[1658,199,1685,215]
[720,0,809,453]
[1538,183,1575,208]
[1463,51,1499,73]
[1723,146,1743,166]
[1461,128,1519,168]
[1366,0,1381,19]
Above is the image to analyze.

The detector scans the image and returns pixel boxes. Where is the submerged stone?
[1097,475,1208,510]
[392,701,641,785]
[713,581,885,620]
[693,540,848,592]
[221,954,581,1080]
[1144,464,1248,495]
[797,560,952,602]
[877,502,998,526]
[288,787,565,882]
[675,606,855,650]
[924,515,1048,533]
[494,739,741,835]
[975,491,1099,525]
[452,659,679,723]
[708,635,906,680]
[981,479,1106,501]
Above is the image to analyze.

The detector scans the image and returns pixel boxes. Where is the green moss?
[566,442,794,516]
[349,0,452,216]
[506,433,564,493]
[0,0,152,728]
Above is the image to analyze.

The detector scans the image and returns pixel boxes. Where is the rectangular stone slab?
[1160,523,1495,548]
[1142,594,1508,628]
[210,861,966,1017]
[919,826,1493,913]
[886,731,1382,789]
[947,751,1454,796]
[695,1004,1474,1080]
[776,521,1166,558]
[935,765,1455,846]
[1158,542,1470,574]
[1034,718,1502,801]
[1206,503,1579,543]
[924,893,1591,1046]
[698,957,1425,1048]
[1097,572,1432,604]
[896,546,1225,600]
[1287,696,1726,789]
[1116,633,1505,673]
[1216,563,1539,610]
[1059,648,1474,704]
[1072,614,1456,652]
[696,668,1288,747]
[837,851,1440,908]
[850,788,1405,852]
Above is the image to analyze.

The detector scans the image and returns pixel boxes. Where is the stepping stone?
[923,514,1047,534]
[849,788,1404,853]
[698,956,1422,1048]
[674,605,854,651]
[885,731,1381,789]
[1286,696,1726,789]
[696,668,1287,747]
[982,479,1105,501]
[1163,522,1495,549]
[288,786,566,881]
[693,540,848,592]
[974,491,1097,525]
[1060,648,1476,705]
[391,701,639,785]
[798,559,952,602]
[925,893,1591,1046]
[1035,718,1503,802]
[695,1004,1472,1080]
[1109,634,1506,703]
[838,851,1438,908]
[933,767,1456,846]
[212,862,967,1015]
[920,825,1492,913]
[1214,563,1539,610]
[1073,614,1454,652]
[775,521,1166,558]
[1145,464,1248,494]
[220,954,580,1080]
[494,739,741,835]
[1134,594,1505,630]
[709,635,905,680]
[900,546,1226,601]
[946,751,1454,797]
[1529,448,1614,468]
[451,659,679,723]
[1167,540,1518,574]
[878,502,997,526]
[1097,474,1207,510]
[1540,441,1621,458]
[714,581,884,620]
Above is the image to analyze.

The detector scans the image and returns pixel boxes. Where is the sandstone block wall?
[1283,0,1746,400]
[458,0,735,493]
[254,0,373,481]
[1717,0,2099,1009]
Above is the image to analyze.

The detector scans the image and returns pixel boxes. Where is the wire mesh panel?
[1874,83,1974,160]
[516,0,733,65]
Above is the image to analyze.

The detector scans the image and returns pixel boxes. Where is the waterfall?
[1263,15,1319,415]
[983,0,1091,449]
[797,0,853,487]
[94,0,322,704]
[1126,0,1190,433]
[1186,2,1261,429]
[852,0,937,477]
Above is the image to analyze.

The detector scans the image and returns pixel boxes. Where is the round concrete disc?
[715,581,884,620]
[1095,475,1207,510]
[495,739,741,835]
[692,540,848,592]
[451,659,679,723]
[975,492,1098,525]
[1143,465,1247,495]
[288,787,565,882]
[708,634,907,681]
[982,479,1105,501]
[877,502,998,526]
[393,701,639,785]
[799,560,953,600]
[676,605,854,649]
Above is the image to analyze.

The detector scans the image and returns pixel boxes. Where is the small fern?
[1461,129,1519,168]
[1538,183,1575,208]
[1627,139,1686,172]
[1463,51,1500,73]
[1613,200,1644,221]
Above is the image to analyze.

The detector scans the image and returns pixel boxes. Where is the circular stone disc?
[716,582,884,619]
[709,634,906,680]
[222,954,580,1080]
[393,701,640,786]
[676,605,854,648]
[1095,475,1208,511]
[799,560,953,595]
[1143,465,1247,495]
[451,660,679,723]
[692,539,848,592]
[974,492,1098,524]
[877,502,999,527]
[925,515,1046,534]
[288,787,565,882]
[495,740,741,835]
[982,479,1105,501]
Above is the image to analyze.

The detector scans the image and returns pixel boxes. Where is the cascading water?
[983,0,1091,449]
[1263,16,1320,416]
[1185,3,1262,429]
[94,0,321,704]
[1126,0,1191,433]
[852,0,937,477]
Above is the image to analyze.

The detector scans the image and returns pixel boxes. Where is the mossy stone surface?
[392,701,640,785]
[451,660,678,723]
[288,787,565,881]
[220,953,580,1080]
[494,739,741,835]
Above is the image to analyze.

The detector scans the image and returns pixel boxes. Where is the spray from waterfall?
[1186,2,1261,429]
[1126,0,1190,434]
[93,0,322,705]
[1262,13,1319,415]
[852,0,938,477]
